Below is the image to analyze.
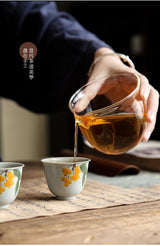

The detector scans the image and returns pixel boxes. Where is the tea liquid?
[74,121,79,159]
[75,113,146,155]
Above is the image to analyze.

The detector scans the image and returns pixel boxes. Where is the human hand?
[76,47,159,141]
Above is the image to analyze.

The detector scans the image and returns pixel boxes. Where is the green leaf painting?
[80,164,88,187]
[13,169,21,195]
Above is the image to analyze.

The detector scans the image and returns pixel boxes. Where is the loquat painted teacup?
[0,162,24,208]
[41,157,90,200]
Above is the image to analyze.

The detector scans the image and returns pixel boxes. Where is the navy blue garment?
[0,1,111,113]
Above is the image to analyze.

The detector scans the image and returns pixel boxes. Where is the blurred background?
[0,1,159,161]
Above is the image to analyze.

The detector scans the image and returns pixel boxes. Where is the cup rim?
[0,162,25,170]
[69,72,140,116]
[41,157,91,165]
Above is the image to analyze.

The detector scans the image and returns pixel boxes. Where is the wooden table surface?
[1,161,160,245]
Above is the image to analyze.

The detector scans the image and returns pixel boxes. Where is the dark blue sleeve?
[0,1,112,113]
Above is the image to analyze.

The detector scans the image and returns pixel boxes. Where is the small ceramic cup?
[0,162,24,208]
[41,157,90,200]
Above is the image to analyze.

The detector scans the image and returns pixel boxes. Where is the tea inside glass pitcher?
[69,73,147,156]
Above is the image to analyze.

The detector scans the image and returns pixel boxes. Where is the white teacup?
[0,162,24,208]
[41,157,90,200]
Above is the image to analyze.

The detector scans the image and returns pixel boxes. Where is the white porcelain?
[41,157,90,200]
[0,162,24,208]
